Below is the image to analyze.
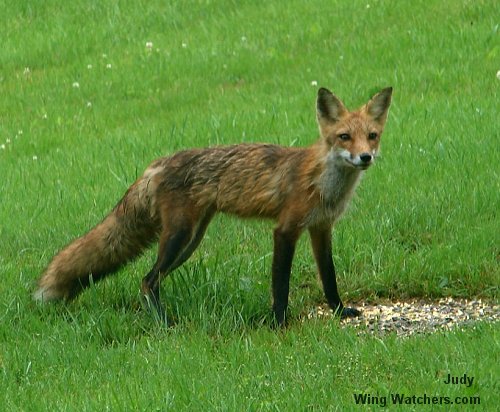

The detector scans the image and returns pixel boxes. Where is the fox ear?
[317,88,347,125]
[366,87,393,124]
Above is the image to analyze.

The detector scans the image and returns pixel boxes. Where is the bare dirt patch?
[307,298,499,337]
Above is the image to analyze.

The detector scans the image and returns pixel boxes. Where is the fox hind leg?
[167,209,215,275]
[141,206,214,321]
[141,226,191,319]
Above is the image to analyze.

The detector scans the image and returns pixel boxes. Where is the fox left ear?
[317,88,347,125]
[366,87,393,124]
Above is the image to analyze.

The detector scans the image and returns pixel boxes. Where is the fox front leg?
[271,227,301,326]
[309,226,361,318]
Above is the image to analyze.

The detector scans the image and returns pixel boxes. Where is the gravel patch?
[307,298,499,337]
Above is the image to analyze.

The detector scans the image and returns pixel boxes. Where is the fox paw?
[339,306,361,318]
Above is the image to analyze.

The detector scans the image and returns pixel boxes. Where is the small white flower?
[106,63,112,69]
[241,36,247,42]
[311,80,318,86]
[72,82,80,88]
[23,67,31,75]
[87,64,93,69]
[17,130,23,135]
[497,70,500,80]
[86,101,92,108]
[32,155,38,161]
[6,138,11,144]
[146,41,153,49]
[366,4,370,8]
[0,144,5,150]
[181,42,187,48]
[42,114,48,120]
[102,53,108,59]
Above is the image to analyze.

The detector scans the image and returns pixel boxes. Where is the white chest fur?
[306,152,363,227]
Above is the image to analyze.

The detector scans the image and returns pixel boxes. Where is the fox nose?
[359,153,373,164]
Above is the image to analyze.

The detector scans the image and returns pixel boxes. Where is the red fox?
[34,86,392,325]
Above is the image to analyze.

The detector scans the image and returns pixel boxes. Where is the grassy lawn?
[1,0,498,410]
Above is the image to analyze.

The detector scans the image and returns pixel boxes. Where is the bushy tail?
[34,178,160,302]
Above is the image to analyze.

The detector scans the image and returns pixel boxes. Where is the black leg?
[141,227,191,318]
[271,228,299,326]
[141,210,214,320]
[168,211,214,273]
[309,226,360,318]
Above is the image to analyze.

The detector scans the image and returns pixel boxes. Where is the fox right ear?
[316,88,347,125]
[366,87,393,124]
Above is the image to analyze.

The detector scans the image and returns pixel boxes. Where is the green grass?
[1,0,499,410]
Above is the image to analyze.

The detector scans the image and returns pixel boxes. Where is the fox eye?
[338,133,351,141]
[368,132,378,140]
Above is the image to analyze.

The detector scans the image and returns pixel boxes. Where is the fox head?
[316,87,392,170]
